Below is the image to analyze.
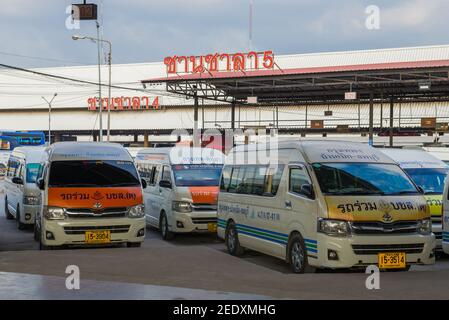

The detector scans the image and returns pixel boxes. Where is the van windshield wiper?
[387,190,419,195]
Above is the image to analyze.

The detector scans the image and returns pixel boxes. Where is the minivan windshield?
[312,162,419,196]
[26,163,40,183]
[49,160,140,188]
[172,164,222,187]
[404,167,449,195]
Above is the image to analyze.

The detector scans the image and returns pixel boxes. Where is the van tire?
[288,233,309,274]
[33,218,40,242]
[160,212,174,240]
[16,206,26,230]
[225,221,244,256]
[4,197,13,220]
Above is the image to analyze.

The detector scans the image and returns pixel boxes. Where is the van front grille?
[191,204,217,212]
[352,243,424,255]
[64,225,130,235]
[191,217,217,224]
[351,221,419,235]
[66,207,128,218]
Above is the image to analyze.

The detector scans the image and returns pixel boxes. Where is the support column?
[193,88,200,147]
[369,91,374,146]
[134,134,138,143]
[231,101,236,130]
[144,132,149,147]
[389,97,394,147]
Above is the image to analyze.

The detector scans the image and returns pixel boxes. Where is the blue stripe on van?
[237,229,288,246]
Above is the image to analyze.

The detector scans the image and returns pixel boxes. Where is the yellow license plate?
[85,230,111,244]
[378,252,406,269]
[208,223,217,233]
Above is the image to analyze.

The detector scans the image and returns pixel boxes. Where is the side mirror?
[12,177,23,185]
[159,180,172,189]
[300,184,315,199]
[141,178,147,189]
[36,178,45,191]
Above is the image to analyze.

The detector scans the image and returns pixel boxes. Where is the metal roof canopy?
[142,60,449,104]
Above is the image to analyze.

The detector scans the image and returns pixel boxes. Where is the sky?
[0,0,449,68]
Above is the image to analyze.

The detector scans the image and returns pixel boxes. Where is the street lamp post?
[42,93,57,145]
[72,32,112,141]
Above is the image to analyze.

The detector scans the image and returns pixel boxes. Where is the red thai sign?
[87,96,160,111]
[163,51,275,75]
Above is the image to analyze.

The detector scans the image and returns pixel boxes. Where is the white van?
[35,142,146,250]
[218,140,435,273]
[0,151,11,179]
[135,147,224,240]
[380,148,448,251]
[3,147,45,230]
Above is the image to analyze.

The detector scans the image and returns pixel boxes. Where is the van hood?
[48,187,143,209]
[325,195,429,222]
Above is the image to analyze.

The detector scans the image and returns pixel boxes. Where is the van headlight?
[128,205,145,218]
[419,218,432,235]
[44,207,66,220]
[23,195,40,205]
[318,218,351,237]
[172,201,192,213]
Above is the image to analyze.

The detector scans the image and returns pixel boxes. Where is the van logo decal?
[378,200,393,214]
[382,212,393,223]
[92,191,104,200]
[92,202,103,211]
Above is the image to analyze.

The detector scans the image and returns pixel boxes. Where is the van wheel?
[16,206,26,230]
[4,197,13,220]
[288,233,308,274]
[33,218,40,242]
[160,212,174,240]
[225,221,244,256]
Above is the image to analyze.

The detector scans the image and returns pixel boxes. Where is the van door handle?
[285,200,292,209]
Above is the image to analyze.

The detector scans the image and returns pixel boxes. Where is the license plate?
[85,230,111,244]
[378,252,406,269]
[207,223,217,233]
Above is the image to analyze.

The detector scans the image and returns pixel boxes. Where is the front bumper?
[310,233,436,269]
[41,217,146,247]
[169,211,217,233]
[433,222,442,251]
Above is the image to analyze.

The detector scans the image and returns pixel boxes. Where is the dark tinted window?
[26,163,40,183]
[172,164,222,187]
[223,165,284,196]
[49,160,140,187]
[405,168,449,195]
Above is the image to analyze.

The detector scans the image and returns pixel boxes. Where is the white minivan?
[135,147,224,240]
[35,142,146,250]
[380,148,449,251]
[4,147,45,230]
[218,140,435,273]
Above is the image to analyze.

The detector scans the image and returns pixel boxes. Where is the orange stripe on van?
[188,186,219,204]
[48,187,143,209]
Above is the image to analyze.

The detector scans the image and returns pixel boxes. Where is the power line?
[0,62,180,98]
[0,50,92,65]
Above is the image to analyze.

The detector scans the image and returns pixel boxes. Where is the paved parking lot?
[1,184,449,299]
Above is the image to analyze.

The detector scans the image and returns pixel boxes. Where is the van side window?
[228,167,242,193]
[289,167,311,197]
[237,166,256,194]
[161,166,171,182]
[7,158,18,178]
[220,166,233,191]
[223,165,285,196]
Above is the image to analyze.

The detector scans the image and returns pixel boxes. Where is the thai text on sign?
[163,51,275,74]
[87,96,160,111]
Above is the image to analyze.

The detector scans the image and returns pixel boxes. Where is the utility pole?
[42,93,57,145]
